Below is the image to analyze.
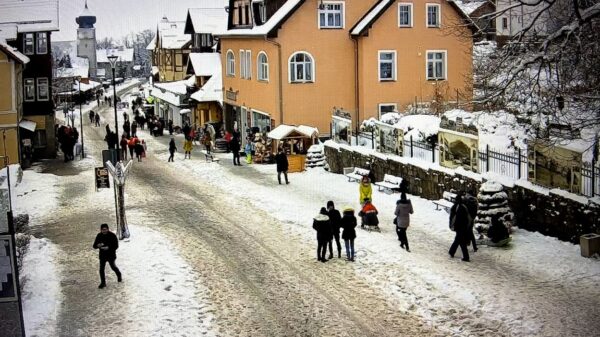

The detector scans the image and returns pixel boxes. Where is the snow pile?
[473,110,531,150]
[380,112,403,125]
[305,144,326,168]
[21,237,62,337]
[395,115,440,141]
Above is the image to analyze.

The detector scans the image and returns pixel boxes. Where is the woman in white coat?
[394,192,414,252]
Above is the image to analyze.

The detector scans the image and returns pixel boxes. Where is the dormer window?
[252,0,267,25]
[233,0,251,26]
[318,2,344,29]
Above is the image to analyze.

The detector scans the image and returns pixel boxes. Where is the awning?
[179,108,191,115]
[19,120,36,132]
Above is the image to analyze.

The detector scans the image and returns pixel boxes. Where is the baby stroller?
[359,199,380,232]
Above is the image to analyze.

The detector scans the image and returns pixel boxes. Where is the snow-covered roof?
[0,24,18,40]
[97,48,134,63]
[153,79,191,95]
[0,0,59,34]
[186,7,228,34]
[190,72,222,103]
[74,80,101,92]
[52,40,90,78]
[188,53,221,77]
[396,115,441,141]
[157,20,191,49]
[350,0,393,36]
[217,0,304,37]
[268,124,318,140]
[452,0,488,16]
[0,38,29,64]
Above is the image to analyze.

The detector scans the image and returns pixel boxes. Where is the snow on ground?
[20,237,62,337]
[143,133,600,336]
[13,166,60,223]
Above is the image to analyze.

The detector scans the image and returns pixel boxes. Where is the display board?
[374,121,403,155]
[527,140,583,193]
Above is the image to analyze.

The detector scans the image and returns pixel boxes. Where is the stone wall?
[325,144,600,244]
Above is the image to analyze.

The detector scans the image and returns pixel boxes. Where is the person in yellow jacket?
[359,175,372,204]
[183,137,193,159]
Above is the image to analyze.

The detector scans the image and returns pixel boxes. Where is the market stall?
[267,124,319,172]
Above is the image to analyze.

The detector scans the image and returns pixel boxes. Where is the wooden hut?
[267,125,319,172]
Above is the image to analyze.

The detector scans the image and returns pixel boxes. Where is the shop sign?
[226,88,238,101]
[95,167,110,189]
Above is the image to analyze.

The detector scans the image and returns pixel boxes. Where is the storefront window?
[252,111,271,133]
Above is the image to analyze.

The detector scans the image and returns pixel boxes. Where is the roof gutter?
[352,35,359,141]
[264,36,283,126]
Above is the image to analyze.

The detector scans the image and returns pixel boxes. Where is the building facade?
[219,0,473,141]
[76,1,98,79]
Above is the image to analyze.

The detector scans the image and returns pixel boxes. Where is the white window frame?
[245,50,252,80]
[378,103,397,118]
[288,51,315,83]
[226,50,235,76]
[398,3,413,28]
[24,78,35,102]
[23,33,34,55]
[36,32,48,54]
[257,51,269,81]
[378,50,396,82]
[426,4,441,28]
[502,17,508,30]
[426,50,447,80]
[318,1,345,29]
[240,49,246,79]
[37,77,49,101]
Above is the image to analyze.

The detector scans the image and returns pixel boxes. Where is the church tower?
[76,0,97,78]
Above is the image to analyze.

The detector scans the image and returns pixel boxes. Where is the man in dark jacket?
[312,207,331,262]
[448,194,471,262]
[275,147,289,184]
[230,129,241,166]
[326,200,342,258]
[93,224,122,288]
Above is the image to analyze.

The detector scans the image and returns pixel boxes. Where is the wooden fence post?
[410,135,413,158]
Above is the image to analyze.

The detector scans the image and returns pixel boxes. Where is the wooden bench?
[374,174,402,193]
[201,150,220,163]
[433,192,457,212]
[343,167,370,182]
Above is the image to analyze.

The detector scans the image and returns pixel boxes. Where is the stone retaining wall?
[325,144,600,243]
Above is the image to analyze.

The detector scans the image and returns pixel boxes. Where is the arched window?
[257,52,269,81]
[289,52,314,83]
[226,50,235,76]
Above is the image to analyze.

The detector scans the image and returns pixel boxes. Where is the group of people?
[312,201,358,262]
[104,124,146,162]
[88,110,101,127]
[56,125,80,162]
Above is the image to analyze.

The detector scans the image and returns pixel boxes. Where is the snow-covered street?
[14,90,600,337]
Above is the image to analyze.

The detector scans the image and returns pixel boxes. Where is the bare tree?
[472,0,600,147]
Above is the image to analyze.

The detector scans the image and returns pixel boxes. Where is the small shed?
[267,124,319,172]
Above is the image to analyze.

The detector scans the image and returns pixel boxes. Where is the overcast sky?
[54,0,228,41]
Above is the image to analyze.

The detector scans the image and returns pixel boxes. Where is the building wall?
[155,49,191,82]
[0,51,21,167]
[77,27,97,77]
[357,0,473,118]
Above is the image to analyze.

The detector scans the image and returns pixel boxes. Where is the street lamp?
[76,77,85,158]
[107,54,120,161]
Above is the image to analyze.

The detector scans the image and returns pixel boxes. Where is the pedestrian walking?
[119,135,128,161]
[340,206,357,261]
[134,140,144,162]
[313,207,331,262]
[183,137,193,159]
[448,193,472,262]
[168,119,174,135]
[94,113,100,127]
[394,192,413,252]
[359,175,372,204]
[464,190,479,252]
[93,223,122,289]
[123,120,131,138]
[244,138,253,164]
[275,147,289,184]
[168,137,177,162]
[131,121,137,138]
[327,201,342,259]
[89,110,95,123]
[202,132,212,154]
[128,136,137,159]
[230,130,241,166]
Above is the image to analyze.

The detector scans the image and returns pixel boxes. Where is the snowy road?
[18,88,600,337]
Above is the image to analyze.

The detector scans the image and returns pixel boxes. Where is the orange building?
[219,0,473,141]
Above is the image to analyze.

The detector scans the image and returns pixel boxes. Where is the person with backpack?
[464,190,479,252]
[448,193,472,262]
[394,192,414,252]
[340,206,357,261]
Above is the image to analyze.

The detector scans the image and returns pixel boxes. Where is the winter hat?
[326,200,334,208]
[319,207,328,215]
[342,206,354,212]
[100,223,109,229]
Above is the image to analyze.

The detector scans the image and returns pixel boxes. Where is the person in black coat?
[326,200,342,259]
[230,130,241,165]
[340,207,357,261]
[275,146,289,184]
[312,207,331,262]
[168,137,177,162]
[448,194,471,262]
[93,224,122,288]
[464,190,479,252]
